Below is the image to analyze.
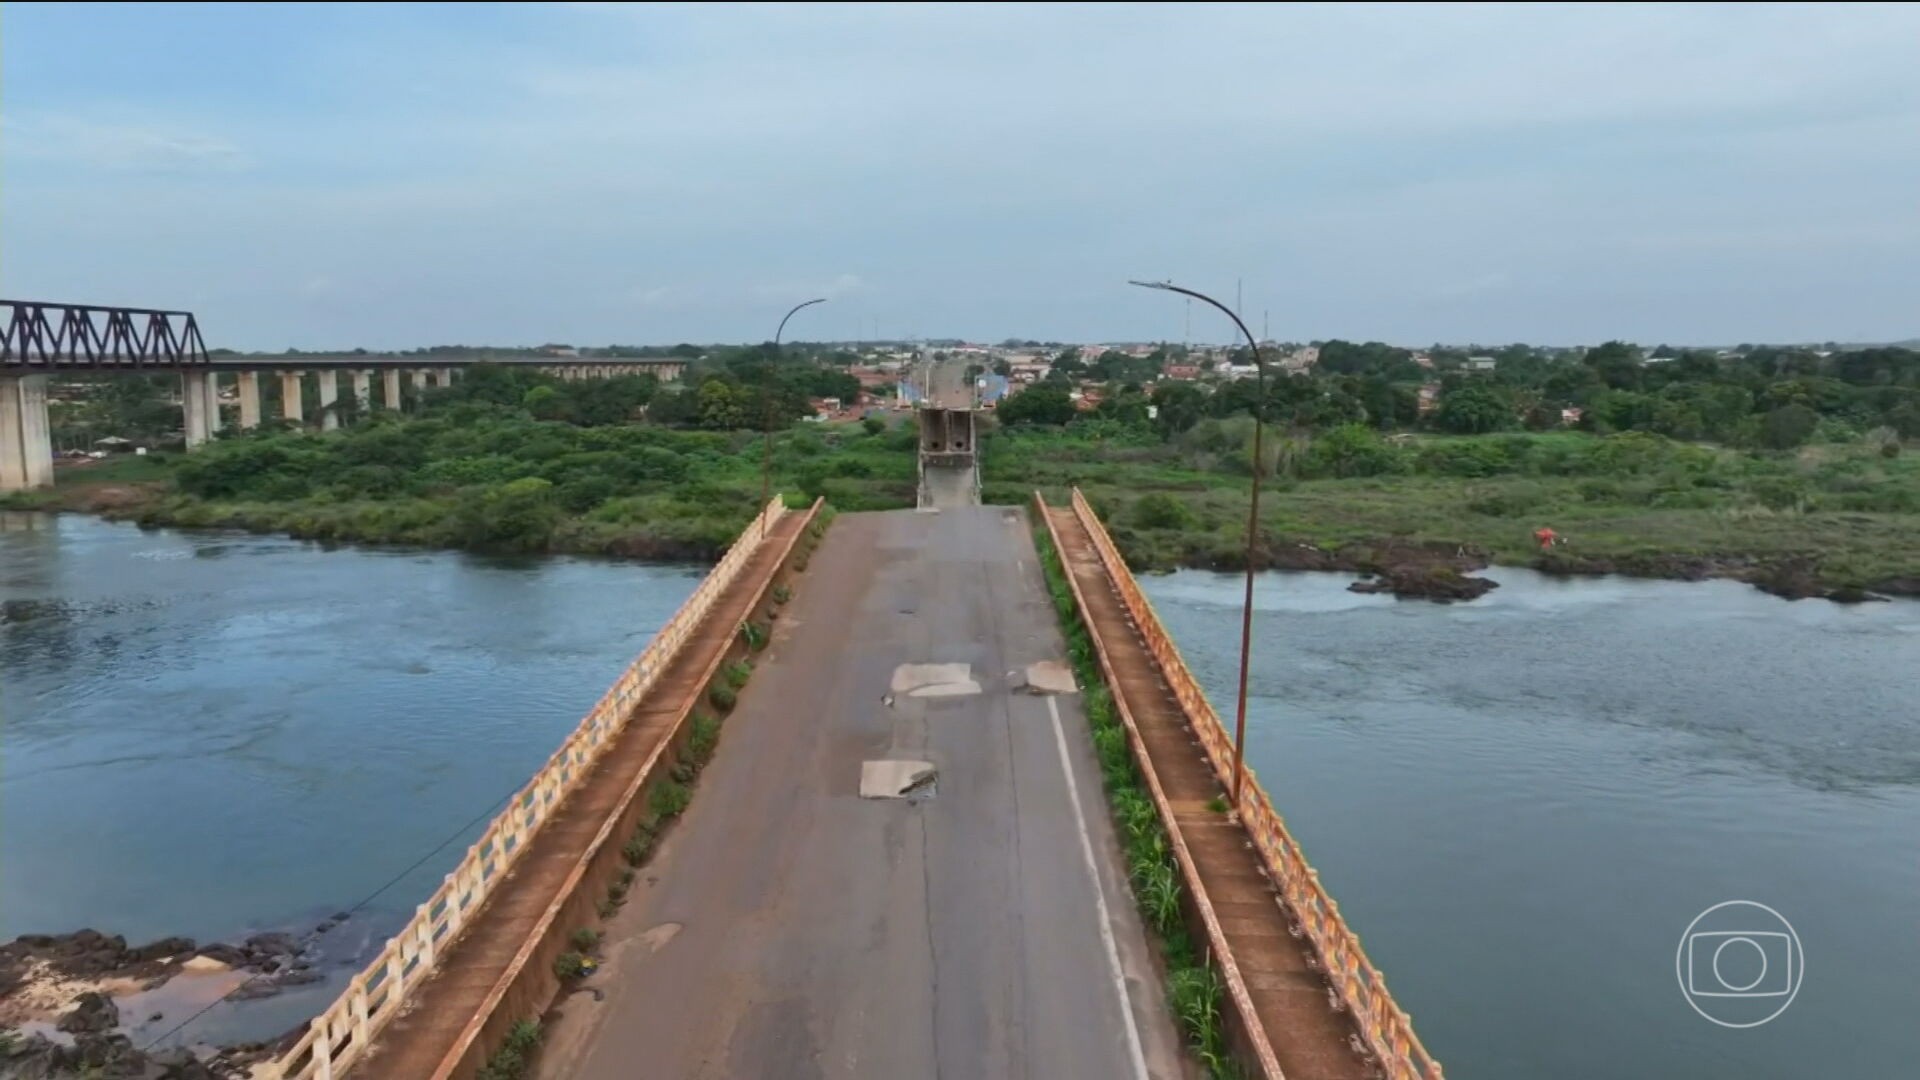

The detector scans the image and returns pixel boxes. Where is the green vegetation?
[476,1018,543,1080]
[552,951,590,982]
[569,927,601,952]
[1031,519,1235,1078]
[687,713,722,764]
[3,361,912,556]
[723,660,753,690]
[650,778,691,820]
[985,423,1920,594]
[707,683,737,711]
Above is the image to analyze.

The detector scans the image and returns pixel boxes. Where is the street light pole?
[763,297,828,537]
[1129,279,1267,808]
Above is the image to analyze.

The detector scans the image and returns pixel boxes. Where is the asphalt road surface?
[539,507,1186,1080]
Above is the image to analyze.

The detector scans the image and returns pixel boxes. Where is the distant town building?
[1162,364,1201,381]
[1561,406,1585,425]
[1466,356,1497,372]
[1417,383,1442,414]
[1412,353,1435,369]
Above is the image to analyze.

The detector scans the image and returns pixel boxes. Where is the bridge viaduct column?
[435,367,453,387]
[0,375,55,491]
[181,370,212,448]
[280,372,304,426]
[204,371,223,435]
[352,371,372,414]
[383,370,402,410]
[317,370,340,430]
[237,371,262,429]
[409,369,427,396]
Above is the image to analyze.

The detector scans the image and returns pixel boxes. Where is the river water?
[1140,567,1920,1080]
[0,512,698,1044]
[6,514,1916,1073]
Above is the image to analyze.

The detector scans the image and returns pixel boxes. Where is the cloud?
[5,112,249,172]
[5,3,1919,347]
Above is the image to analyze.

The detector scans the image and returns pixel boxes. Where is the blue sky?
[5,2,1918,350]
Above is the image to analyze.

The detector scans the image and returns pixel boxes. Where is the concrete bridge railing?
[268,498,789,1080]
[1068,489,1443,1080]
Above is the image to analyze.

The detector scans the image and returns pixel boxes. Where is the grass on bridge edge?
[1029,507,1239,1080]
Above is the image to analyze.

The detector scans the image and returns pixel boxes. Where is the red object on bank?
[1534,527,1558,550]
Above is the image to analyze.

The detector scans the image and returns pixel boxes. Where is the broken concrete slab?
[1016,660,1077,695]
[890,663,981,698]
[860,760,937,799]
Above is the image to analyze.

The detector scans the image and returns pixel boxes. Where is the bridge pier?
[237,371,262,429]
[408,369,427,397]
[352,371,372,415]
[317,370,340,430]
[382,370,402,411]
[181,370,213,448]
[205,371,223,435]
[280,371,305,425]
[0,375,54,491]
[434,367,453,388]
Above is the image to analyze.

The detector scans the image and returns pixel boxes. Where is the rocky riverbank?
[1120,528,1911,604]
[0,921,359,1080]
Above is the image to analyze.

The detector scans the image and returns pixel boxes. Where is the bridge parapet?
[268,498,790,1080]
[1065,488,1442,1080]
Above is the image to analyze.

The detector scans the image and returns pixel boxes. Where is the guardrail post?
[352,983,370,1051]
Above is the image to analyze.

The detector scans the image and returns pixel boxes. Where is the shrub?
[570,928,600,952]
[650,779,691,819]
[688,713,721,763]
[1131,492,1198,531]
[553,951,589,981]
[862,416,886,435]
[724,660,752,688]
[708,683,737,711]
[622,832,653,866]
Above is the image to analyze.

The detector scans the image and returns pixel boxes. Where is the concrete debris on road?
[859,760,938,799]
[1015,660,1077,695]
[890,663,981,698]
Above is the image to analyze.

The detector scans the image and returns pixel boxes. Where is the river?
[6,514,1917,1073]
[0,512,699,1045]
[1140,567,1920,1080]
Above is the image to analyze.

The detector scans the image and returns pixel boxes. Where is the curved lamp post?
[1129,279,1267,807]
[762,298,828,536]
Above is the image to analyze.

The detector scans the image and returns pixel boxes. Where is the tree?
[997,386,1077,426]
[1150,382,1208,437]
[1583,340,1644,391]
[1758,404,1819,450]
[455,477,559,551]
[1433,381,1514,434]
[696,379,748,430]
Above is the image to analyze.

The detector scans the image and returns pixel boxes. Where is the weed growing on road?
[476,1018,542,1080]
[651,779,691,819]
[570,928,600,952]
[741,618,770,649]
[623,821,656,866]
[708,682,737,711]
[1032,511,1237,1079]
[724,660,753,689]
[688,713,721,764]
[553,951,590,982]
[772,584,792,605]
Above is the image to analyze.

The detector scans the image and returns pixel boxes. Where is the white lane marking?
[1048,694,1150,1080]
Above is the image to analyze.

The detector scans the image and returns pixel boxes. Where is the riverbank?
[11,423,1917,601]
[0,923,365,1079]
[985,427,1920,602]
